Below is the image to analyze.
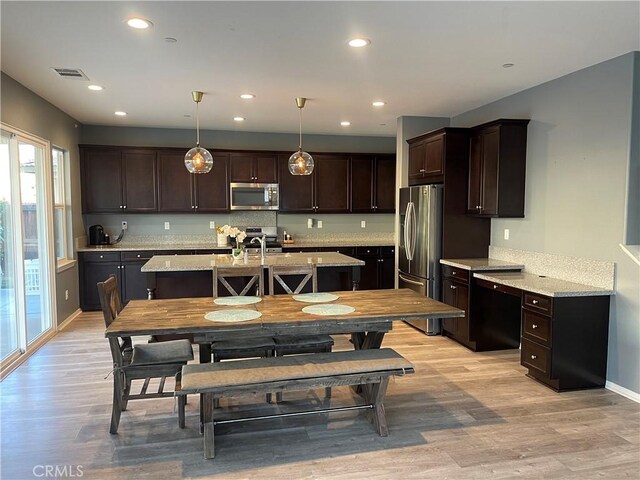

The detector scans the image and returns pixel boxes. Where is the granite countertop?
[141,252,365,272]
[473,271,614,297]
[440,258,524,271]
[283,239,394,248]
[77,242,232,252]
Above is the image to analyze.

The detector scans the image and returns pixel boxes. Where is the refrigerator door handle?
[398,274,425,286]
[409,200,417,261]
[404,202,412,261]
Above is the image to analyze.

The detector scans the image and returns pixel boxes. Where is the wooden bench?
[177,348,415,459]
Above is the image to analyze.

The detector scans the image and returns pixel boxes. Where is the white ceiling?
[1,1,638,137]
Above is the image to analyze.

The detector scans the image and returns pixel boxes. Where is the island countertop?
[141,252,365,272]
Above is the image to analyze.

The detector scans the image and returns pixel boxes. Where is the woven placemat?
[204,309,262,323]
[292,293,339,303]
[301,304,355,316]
[214,296,262,306]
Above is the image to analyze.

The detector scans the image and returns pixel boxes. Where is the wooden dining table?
[105,288,464,363]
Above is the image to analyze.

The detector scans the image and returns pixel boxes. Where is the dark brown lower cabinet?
[79,252,121,311]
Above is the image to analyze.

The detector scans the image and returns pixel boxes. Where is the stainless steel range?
[241,227,283,253]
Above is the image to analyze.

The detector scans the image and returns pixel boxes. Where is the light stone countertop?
[77,242,232,252]
[473,271,614,297]
[440,258,524,271]
[283,240,394,248]
[141,252,365,272]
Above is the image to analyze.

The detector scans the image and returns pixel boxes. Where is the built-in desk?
[472,271,613,392]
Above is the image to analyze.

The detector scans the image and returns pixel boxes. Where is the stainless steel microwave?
[230,183,279,210]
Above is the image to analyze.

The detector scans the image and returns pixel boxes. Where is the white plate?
[204,309,262,323]
[292,293,339,303]
[214,296,262,306]
[301,304,355,316]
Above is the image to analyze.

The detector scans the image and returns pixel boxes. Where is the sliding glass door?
[0,126,56,368]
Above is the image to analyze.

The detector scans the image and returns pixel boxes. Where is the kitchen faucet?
[251,235,267,262]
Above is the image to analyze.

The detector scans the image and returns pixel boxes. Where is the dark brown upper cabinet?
[278,154,350,213]
[230,153,277,183]
[81,147,157,213]
[351,154,396,213]
[157,150,230,213]
[408,131,445,185]
[467,119,529,217]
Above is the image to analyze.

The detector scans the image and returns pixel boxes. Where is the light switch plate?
[318,220,323,229]
[209,221,215,230]
[504,229,510,240]
[361,220,366,228]
[307,218,313,229]
[164,222,170,230]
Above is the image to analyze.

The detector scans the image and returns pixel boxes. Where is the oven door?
[230,183,279,210]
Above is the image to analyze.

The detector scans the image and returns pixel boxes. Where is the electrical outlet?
[121,221,128,230]
[307,218,313,229]
[317,220,323,229]
[361,220,366,228]
[504,229,510,240]
[164,222,170,230]
[209,221,216,230]
[65,290,69,300]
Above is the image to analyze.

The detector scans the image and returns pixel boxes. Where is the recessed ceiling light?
[240,94,255,100]
[127,18,153,29]
[87,85,104,91]
[348,38,371,48]
[372,101,386,107]
[114,111,127,116]
[502,63,515,68]
[340,121,351,126]
[233,117,245,122]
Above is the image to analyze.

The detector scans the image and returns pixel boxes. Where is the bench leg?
[203,393,215,459]
[368,378,390,437]
[178,395,186,429]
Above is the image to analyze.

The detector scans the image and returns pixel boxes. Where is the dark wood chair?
[97,275,193,433]
[267,264,334,402]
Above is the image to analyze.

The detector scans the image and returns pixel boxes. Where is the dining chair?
[98,275,194,433]
[267,264,334,402]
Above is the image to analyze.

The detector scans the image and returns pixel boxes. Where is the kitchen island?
[142,252,365,298]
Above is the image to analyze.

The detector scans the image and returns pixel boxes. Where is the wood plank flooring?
[1,312,638,479]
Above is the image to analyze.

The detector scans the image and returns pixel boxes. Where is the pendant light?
[288,97,314,175]
[184,91,213,174]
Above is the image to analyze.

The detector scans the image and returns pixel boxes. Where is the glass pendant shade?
[289,97,314,175]
[288,150,314,175]
[184,90,213,174]
[185,146,213,174]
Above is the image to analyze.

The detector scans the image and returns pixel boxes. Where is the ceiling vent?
[51,67,89,80]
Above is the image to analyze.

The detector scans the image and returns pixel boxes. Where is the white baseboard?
[606,381,640,403]
[58,308,82,331]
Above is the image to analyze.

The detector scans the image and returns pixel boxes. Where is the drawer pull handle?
[532,324,538,329]
[137,254,141,258]
[532,299,539,305]
[452,271,457,275]
[493,285,498,289]
[99,255,104,259]
[531,355,537,360]
[450,285,456,290]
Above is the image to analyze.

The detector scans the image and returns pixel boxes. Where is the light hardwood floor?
[1,312,638,479]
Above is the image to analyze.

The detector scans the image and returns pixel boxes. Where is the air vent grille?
[51,67,89,80]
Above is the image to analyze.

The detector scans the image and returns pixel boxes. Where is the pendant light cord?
[298,106,303,151]
[196,101,200,147]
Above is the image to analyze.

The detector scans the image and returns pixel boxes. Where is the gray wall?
[626,52,640,245]
[451,52,640,395]
[1,72,82,324]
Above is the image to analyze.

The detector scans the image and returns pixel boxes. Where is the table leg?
[199,343,212,434]
[352,266,361,291]
[351,330,386,396]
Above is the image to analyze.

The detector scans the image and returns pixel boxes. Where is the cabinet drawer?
[81,251,121,262]
[522,309,552,347]
[319,246,356,256]
[441,265,469,283]
[521,338,551,375]
[156,250,192,256]
[475,278,521,297]
[121,251,154,261]
[380,246,395,257]
[523,292,553,315]
[356,246,380,257]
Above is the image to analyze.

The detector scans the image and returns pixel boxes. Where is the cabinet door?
[80,261,121,311]
[351,156,374,213]
[158,151,194,212]
[424,134,444,178]
[480,128,500,216]
[454,282,469,339]
[408,141,426,184]
[314,154,350,212]
[229,153,254,182]
[81,149,122,213]
[254,154,278,183]
[357,254,379,290]
[378,254,395,289]
[278,155,314,211]
[441,278,458,334]
[467,133,483,213]
[122,260,149,303]
[122,150,157,212]
[374,155,396,212]
[195,153,229,212]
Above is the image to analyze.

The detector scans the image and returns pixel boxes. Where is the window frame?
[51,146,73,271]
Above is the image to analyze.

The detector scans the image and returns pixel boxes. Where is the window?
[52,147,68,263]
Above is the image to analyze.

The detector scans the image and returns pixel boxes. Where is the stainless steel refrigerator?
[398,184,443,335]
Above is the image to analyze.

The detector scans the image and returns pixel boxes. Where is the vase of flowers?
[217,225,246,257]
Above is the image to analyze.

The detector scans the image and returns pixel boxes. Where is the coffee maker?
[89,225,110,246]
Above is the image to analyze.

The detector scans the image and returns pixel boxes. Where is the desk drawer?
[522,309,552,347]
[523,292,553,315]
[521,338,551,376]
[441,265,469,283]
